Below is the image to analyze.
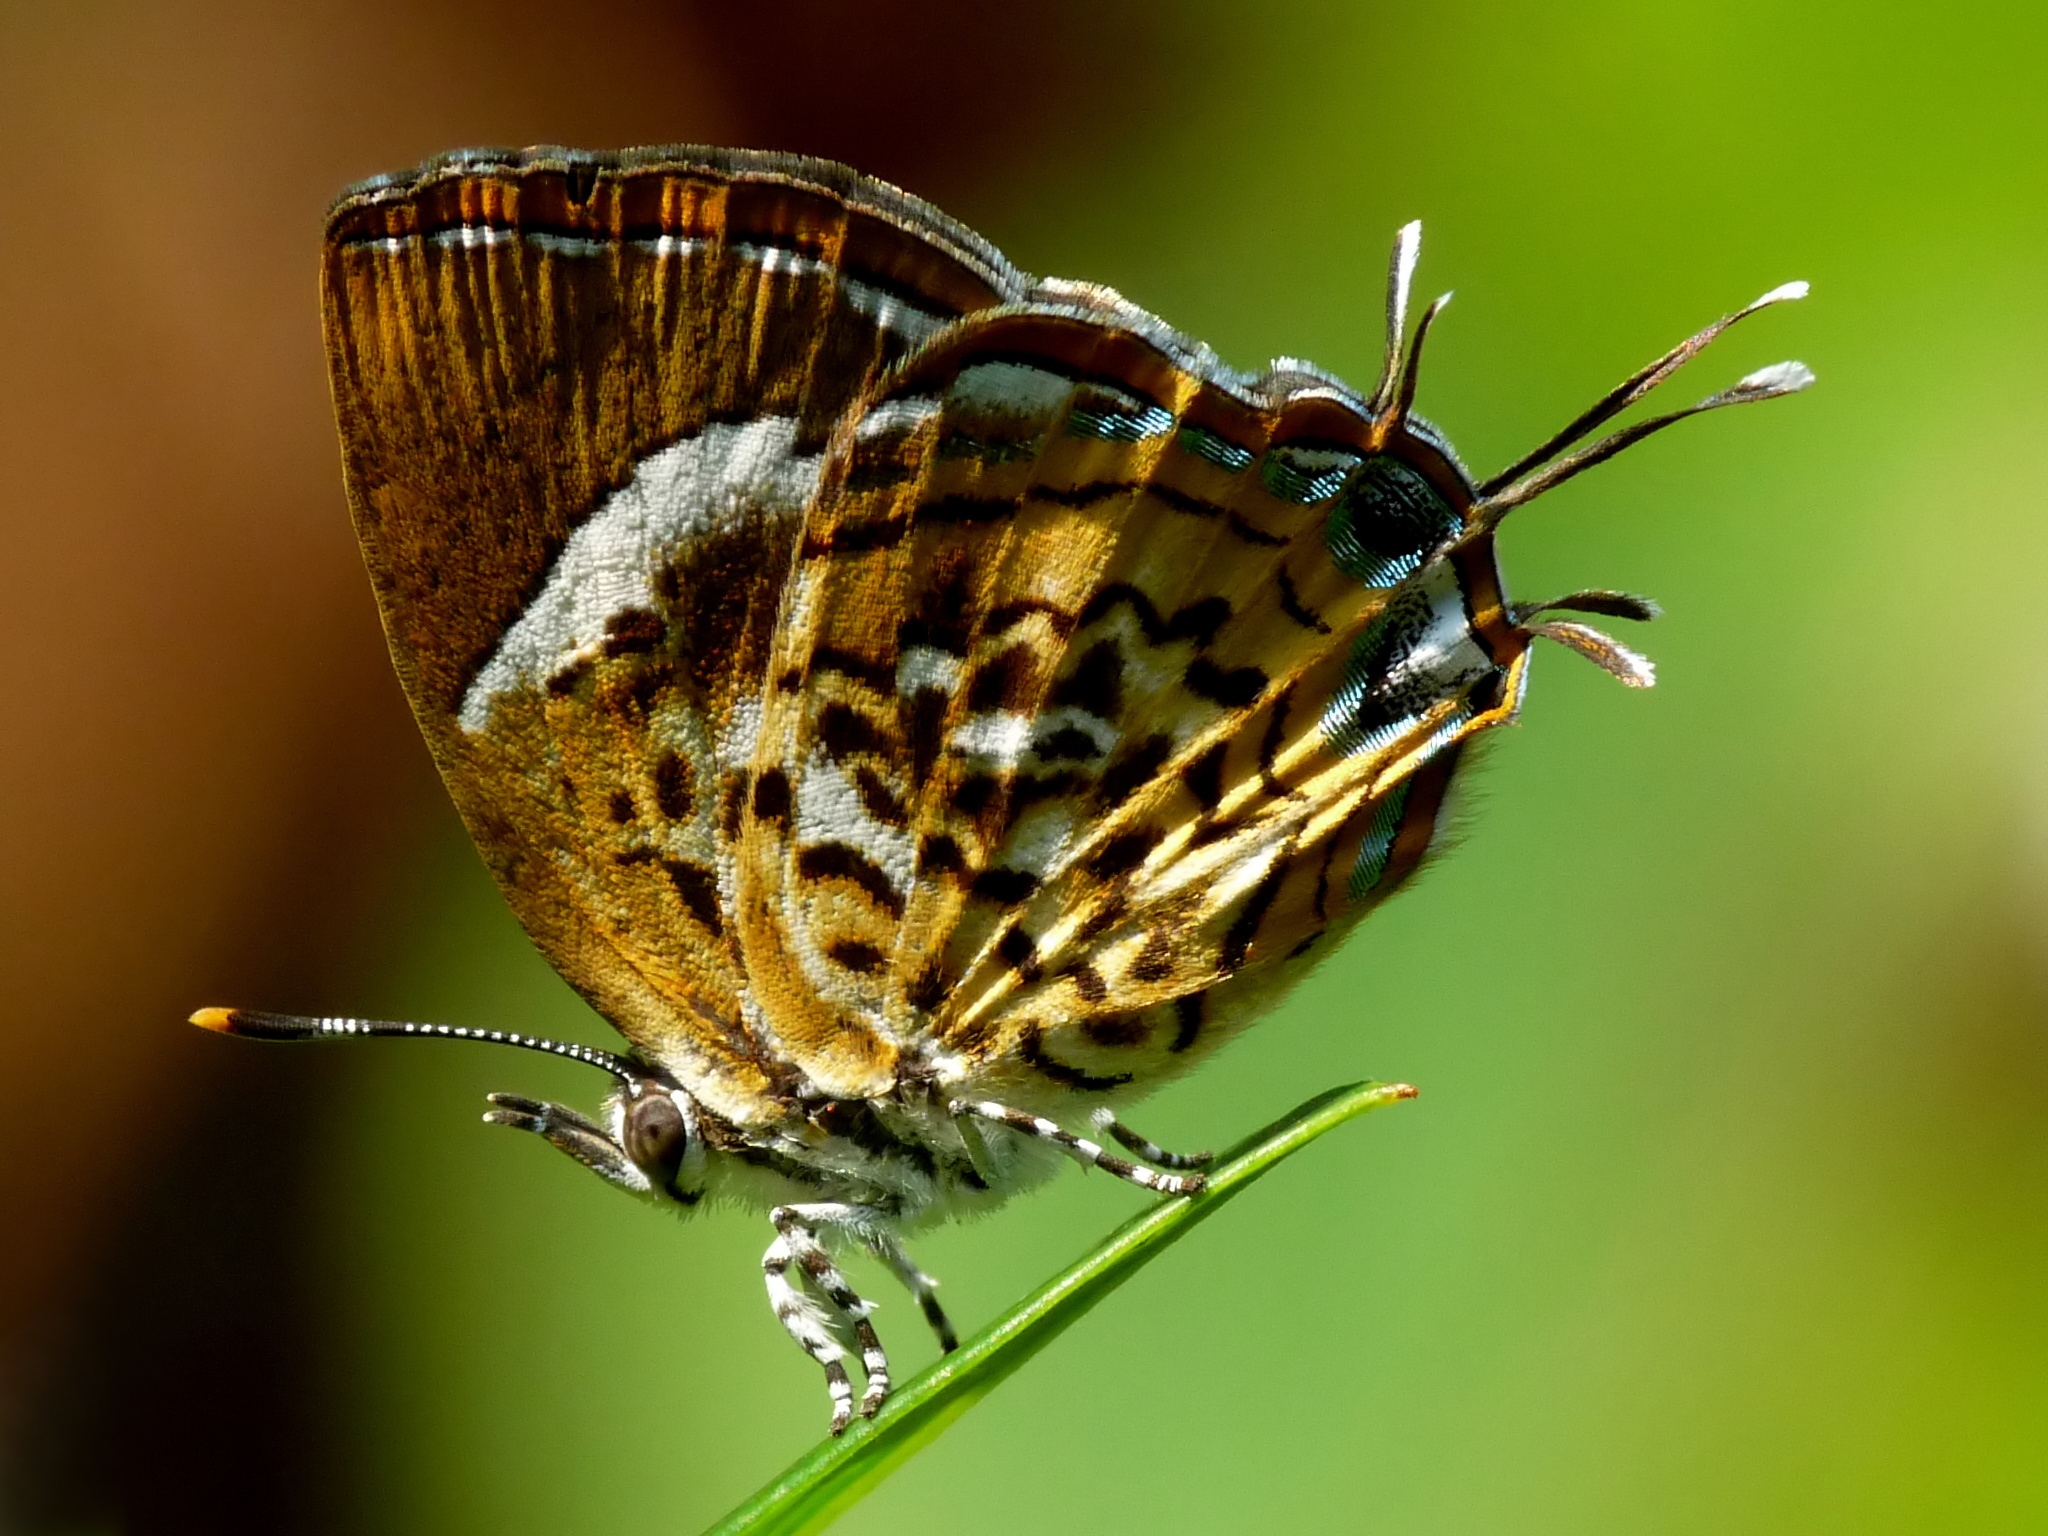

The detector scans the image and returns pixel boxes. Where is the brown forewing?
[321,147,1030,1118]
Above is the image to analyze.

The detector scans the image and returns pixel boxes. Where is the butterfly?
[192,145,1810,1434]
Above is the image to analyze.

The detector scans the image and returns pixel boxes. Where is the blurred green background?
[3,1,2043,1532]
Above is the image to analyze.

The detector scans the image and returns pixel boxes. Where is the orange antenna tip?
[190,1006,239,1033]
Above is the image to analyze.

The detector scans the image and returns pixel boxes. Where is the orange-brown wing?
[734,296,1534,1108]
[322,146,1030,1122]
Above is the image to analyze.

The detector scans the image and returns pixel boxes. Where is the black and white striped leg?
[482,1093,652,1196]
[948,1100,1207,1196]
[1088,1107,1214,1171]
[764,1204,891,1434]
[866,1234,958,1353]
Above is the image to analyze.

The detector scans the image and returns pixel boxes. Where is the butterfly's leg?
[865,1233,958,1353]
[1088,1106,1213,1171]
[482,1093,651,1195]
[948,1100,1207,1196]
[764,1203,892,1433]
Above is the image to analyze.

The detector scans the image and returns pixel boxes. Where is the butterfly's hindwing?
[746,307,1530,1106]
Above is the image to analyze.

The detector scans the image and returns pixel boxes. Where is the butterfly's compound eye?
[624,1090,689,1190]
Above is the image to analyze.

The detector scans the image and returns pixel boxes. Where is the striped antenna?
[1473,281,1812,525]
[1369,220,1423,415]
[190,1007,641,1082]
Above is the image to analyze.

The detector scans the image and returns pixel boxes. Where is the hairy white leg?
[1088,1106,1214,1171]
[763,1203,891,1434]
[949,1100,1207,1196]
[865,1232,958,1353]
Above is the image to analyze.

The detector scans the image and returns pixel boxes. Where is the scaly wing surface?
[321,146,1029,1121]
[739,299,1533,1107]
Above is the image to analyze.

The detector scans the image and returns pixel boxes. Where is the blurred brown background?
[0,4,1184,1528]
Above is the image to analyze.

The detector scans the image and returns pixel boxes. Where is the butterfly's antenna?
[190,1007,640,1083]
[1471,281,1813,530]
[1509,590,1663,689]
[1392,290,1453,426]
[1368,220,1423,416]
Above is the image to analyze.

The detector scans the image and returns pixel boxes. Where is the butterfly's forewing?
[744,303,1533,1106]
[321,147,1029,1120]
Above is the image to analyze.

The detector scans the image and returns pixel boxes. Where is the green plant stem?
[704,1079,1418,1536]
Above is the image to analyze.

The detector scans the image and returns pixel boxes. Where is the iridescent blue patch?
[1325,455,1461,588]
[1067,390,1174,442]
[1261,444,1361,504]
[1348,782,1411,898]
[1178,424,1254,472]
[1321,587,1429,758]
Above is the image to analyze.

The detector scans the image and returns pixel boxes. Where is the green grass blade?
[703,1079,1418,1536]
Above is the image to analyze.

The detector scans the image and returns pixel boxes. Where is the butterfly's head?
[1361,225,1811,697]
[608,1072,708,1206]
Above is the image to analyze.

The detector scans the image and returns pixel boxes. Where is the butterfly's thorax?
[634,1076,1071,1225]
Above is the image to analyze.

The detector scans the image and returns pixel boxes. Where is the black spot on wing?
[826,938,888,975]
[820,702,894,760]
[1225,510,1287,548]
[662,860,723,936]
[723,770,750,840]
[996,926,1039,981]
[1031,725,1103,763]
[1009,769,1086,811]
[908,960,948,1012]
[1049,640,1123,718]
[1078,585,1232,649]
[1277,568,1332,634]
[966,645,1037,711]
[1219,852,1290,974]
[971,867,1040,904]
[797,843,906,918]
[854,766,909,826]
[898,560,978,654]
[1087,830,1156,881]
[1258,684,1295,798]
[811,646,896,691]
[806,517,909,556]
[921,493,1018,526]
[602,608,665,657]
[1019,1023,1132,1090]
[612,847,721,936]
[987,598,1078,636]
[1081,1013,1151,1048]
[951,774,1002,818]
[653,751,694,820]
[1130,930,1174,983]
[1081,895,1129,940]
[752,767,791,824]
[906,687,948,782]
[1096,732,1172,807]
[918,833,967,876]
[1180,741,1226,811]
[1184,657,1268,708]
[1060,962,1109,1003]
